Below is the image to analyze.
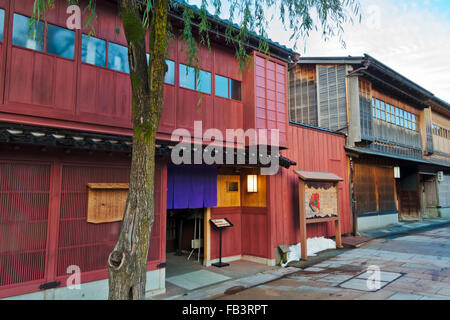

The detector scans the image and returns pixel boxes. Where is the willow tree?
[32,0,360,300]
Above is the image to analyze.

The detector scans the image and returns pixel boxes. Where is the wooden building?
[0,0,353,299]
[289,55,450,232]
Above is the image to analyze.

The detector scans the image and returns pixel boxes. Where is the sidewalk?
[152,217,450,300]
[359,217,450,239]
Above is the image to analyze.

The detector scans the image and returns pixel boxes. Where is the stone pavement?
[217,225,450,300]
[359,217,450,239]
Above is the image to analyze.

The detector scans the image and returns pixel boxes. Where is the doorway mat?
[166,270,232,291]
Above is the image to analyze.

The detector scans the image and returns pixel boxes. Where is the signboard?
[304,182,338,219]
[210,218,233,229]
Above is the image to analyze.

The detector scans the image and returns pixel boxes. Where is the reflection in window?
[197,70,211,94]
[412,115,416,131]
[46,24,75,59]
[215,75,228,98]
[165,60,175,85]
[12,14,44,51]
[230,79,242,101]
[81,34,106,67]
[0,9,5,42]
[179,64,195,90]
[108,42,129,73]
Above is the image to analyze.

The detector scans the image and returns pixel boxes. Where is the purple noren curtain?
[167,164,217,209]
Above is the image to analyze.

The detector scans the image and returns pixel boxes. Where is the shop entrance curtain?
[167,164,217,209]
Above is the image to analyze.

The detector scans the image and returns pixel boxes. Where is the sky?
[189,0,450,102]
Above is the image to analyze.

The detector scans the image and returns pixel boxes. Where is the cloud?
[266,0,450,102]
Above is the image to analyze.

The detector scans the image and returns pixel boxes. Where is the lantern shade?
[247,175,258,193]
[394,167,401,179]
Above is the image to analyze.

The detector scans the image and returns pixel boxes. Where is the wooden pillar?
[298,180,308,261]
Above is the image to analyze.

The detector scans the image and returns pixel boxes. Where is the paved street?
[219,225,450,300]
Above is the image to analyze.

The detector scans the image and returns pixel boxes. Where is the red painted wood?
[241,207,268,258]
[0,144,166,298]
[0,1,253,141]
[210,207,242,260]
[243,52,288,148]
[267,124,351,259]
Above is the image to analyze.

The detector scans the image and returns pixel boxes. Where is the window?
[165,60,175,85]
[412,114,416,131]
[12,13,44,51]
[0,9,5,42]
[108,42,129,73]
[179,64,195,90]
[372,98,376,117]
[146,55,175,85]
[389,105,396,124]
[197,70,211,94]
[230,79,242,101]
[386,104,391,123]
[81,34,106,67]
[46,24,75,59]
[399,109,404,127]
[215,75,229,98]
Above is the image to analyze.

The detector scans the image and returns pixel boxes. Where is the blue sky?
[189,0,450,102]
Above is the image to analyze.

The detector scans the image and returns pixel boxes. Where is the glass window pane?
[230,79,242,101]
[0,9,5,42]
[12,14,44,51]
[164,60,175,85]
[372,98,375,117]
[81,34,106,67]
[179,64,195,90]
[108,42,129,73]
[46,24,75,59]
[380,101,386,121]
[215,74,229,98]
[197,70,211,94]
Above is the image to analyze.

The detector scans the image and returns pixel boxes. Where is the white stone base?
[3,268,165,300]
[357,213,399,232]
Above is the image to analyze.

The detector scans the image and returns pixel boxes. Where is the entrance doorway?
[398,169,421,221]
[166,208,205,277]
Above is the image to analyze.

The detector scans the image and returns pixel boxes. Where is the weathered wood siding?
[317,65,348,131]
[288,64,318,126]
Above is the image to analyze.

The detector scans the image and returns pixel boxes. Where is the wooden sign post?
[294,171,344,261]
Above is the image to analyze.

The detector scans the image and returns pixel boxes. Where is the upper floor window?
[197,70,211,94]
[374,97,418,131]
[81,34,106,67]
[433,124,449,139]
[215,75,228,98]
[0,9,5,42]
[108,42,129,73]
[214,75,242,101]
[12,13,44,51]
[165,60,175,85]
[146,55,175,85]
[230,79,242,101]
[179,64,196,90]
[46,24,75,59]
[179,64,211,93]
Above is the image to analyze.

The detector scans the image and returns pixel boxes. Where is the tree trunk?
[108,0,168,300]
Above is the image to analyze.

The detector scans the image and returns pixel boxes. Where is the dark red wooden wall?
[266,123,351,259]
[0,144,166,298]
[0,0,273,145]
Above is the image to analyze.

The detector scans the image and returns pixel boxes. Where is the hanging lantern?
[247,175,258,193]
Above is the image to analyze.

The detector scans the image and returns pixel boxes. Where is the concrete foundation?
[357,212,399,232]
[3,269,165,300]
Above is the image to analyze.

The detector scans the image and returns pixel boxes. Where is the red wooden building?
[0,0,351,299]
